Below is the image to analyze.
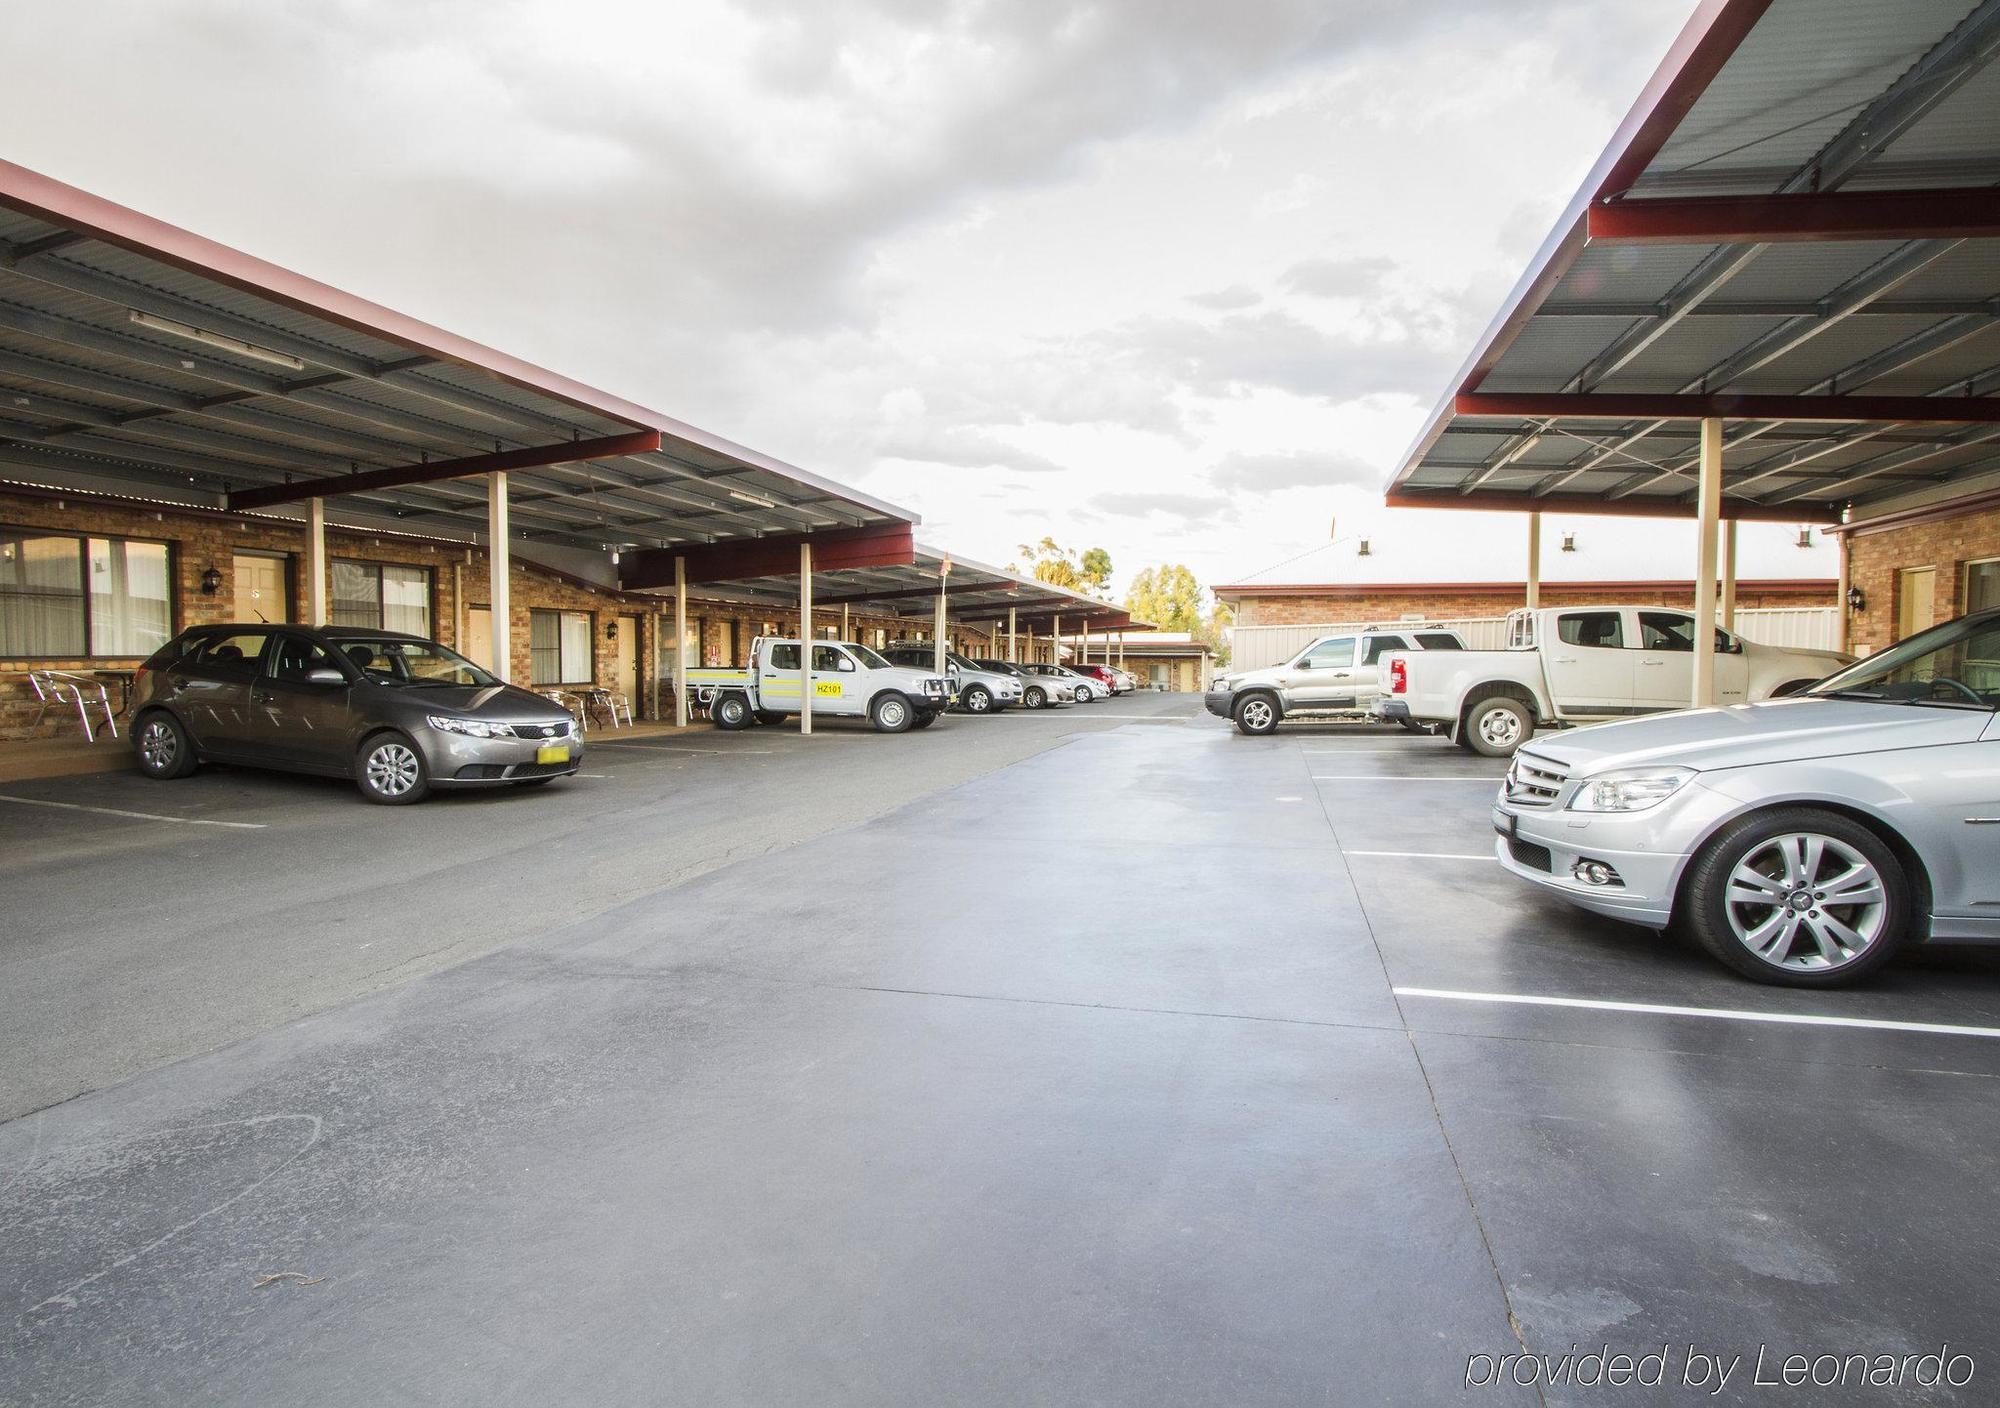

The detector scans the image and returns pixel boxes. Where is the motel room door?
[465,607,493,672]
[616,614,640,703]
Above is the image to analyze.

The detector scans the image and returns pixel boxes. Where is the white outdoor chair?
[541,689,585,733]
[27,670,120,743]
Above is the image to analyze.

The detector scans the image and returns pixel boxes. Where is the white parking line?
[586,742,774,754]
[1348,850,1492,861]
[0,794,266,829]
[1394,987,2000,1040]
[1312,775,1501,782]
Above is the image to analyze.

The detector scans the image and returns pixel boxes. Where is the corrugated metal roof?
[1390,0,2000,523]
[0,158,917,552]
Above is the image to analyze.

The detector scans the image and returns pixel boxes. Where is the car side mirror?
[305,668,345,685]
[1295,658,1312,669]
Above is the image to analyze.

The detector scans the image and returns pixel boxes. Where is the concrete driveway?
[4,703,1998,1405]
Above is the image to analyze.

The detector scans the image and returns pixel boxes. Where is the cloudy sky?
[10,0,1829,597]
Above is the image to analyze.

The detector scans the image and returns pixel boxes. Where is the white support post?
[1720,518,1739,630]
[304,496,328,627]
[1008,607,1017,663]
[1118,631,1125,667]
[673,555,688,728]
[1053,614,1062,666]
[647,611,660,722]
[800,541,814,736]
[487,473,510,682]
[841,602,850,641]
[1692,417,1723,707]
[933,579,948,674]
[1525,511,1542,610]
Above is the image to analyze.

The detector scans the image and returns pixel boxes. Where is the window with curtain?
[331,560,431,635]
[2,529,170,658]
[531,609,594,684]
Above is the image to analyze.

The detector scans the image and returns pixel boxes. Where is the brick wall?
[1228,583,1832,628]
[0,489,993,736]
[1845,502,2000,656]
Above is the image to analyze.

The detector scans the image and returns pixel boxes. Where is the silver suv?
[1493,608,2000,987]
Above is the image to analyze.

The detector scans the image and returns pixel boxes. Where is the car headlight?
[427,714,516,739]
[1567,766,1695,813]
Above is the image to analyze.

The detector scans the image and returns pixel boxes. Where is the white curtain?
[88,539,170,657]
[0,534,85,656]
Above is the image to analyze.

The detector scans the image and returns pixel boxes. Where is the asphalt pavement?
[5,699,1999,1405]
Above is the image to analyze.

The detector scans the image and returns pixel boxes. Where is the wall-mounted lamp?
[199,566,223,595]
[1561,532,1578,553]
[605,621,619,640]
[1356,537,1371,557]
[1797,527,1815,548]
[1847,585,1866,612]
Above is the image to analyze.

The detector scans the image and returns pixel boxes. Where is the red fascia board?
[1587,188,2000,245]
[618,523,915,589]
[1454,392,2000,425]
[1385,487,1843,523]
[1388,0,1772,488]
[1214,577,1836,599]
[224,430,661,512]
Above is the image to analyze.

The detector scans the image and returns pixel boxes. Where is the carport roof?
[0,159,916,551]
[623,539,1156,634]
[1388,0,2000,523]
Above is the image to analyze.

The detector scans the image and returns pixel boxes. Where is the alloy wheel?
[1239,699,1274,732]
[366,742,422,798]
[139,719,177,772]
[1725,832,1888,973]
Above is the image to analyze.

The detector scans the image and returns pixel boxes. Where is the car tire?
[1078,683,1097,703]
[712,693,754,730]
[961,684,992,714]
[133,710,198,780]
[754,710,788,726]
[912,710,939,729]
[870,693,914,733]
[1462,694,1532,757]
[1682,808,1908,988]
[356,732,431,805]
[1025,687,1047,710]
[1233,693,1280,736]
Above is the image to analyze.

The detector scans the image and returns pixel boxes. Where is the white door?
[1544,610,1634,712]
[1284,636,1357,706]
[465,607,493,672]
[1898,568,1936,641]
[616,614,639,702]
[811,644,865,715]
[233,553,289,623]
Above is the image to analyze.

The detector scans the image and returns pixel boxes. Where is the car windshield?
[979,661,1021,677]
[846,643,894,670]
[339,637,497,688]
[1807,613,2000,709]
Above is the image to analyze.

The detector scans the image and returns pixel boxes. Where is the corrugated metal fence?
[1228,607,1839,671]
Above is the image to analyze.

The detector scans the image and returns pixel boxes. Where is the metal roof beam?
[1457,392,2000,424]
[1587,189,2000,245]
[225,429,661,512]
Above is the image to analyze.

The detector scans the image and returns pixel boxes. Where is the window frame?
[1963,557,2000,617]
[329,557,434,636]
[1556,610,1626,650]
[530,607,597,686]
[0,524,177,662]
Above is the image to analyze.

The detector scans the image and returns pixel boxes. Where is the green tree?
[1078,547,1114,596]
[1125,563,1206,633]
[1013,536,1106,592]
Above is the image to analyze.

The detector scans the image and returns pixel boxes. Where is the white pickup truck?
[688,637,950,733]
[1373,606,1851,757]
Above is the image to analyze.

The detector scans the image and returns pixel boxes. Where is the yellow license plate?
[536,745,571,765]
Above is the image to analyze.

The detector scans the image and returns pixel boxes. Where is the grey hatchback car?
[130,624,582,804]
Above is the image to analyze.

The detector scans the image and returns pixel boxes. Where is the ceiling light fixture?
[127,309,307,370]
[727,488,777,509]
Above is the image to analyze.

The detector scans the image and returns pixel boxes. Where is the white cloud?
[7,0,1693,599]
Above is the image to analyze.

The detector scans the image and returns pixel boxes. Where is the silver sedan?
[1493,607,2000,987]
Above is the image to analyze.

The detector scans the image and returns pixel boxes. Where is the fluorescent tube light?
[128,310,307,370]
[727,488,778,509]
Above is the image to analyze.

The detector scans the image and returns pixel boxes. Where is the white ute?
[689,637,950,733]
[1373,606,1850,757]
